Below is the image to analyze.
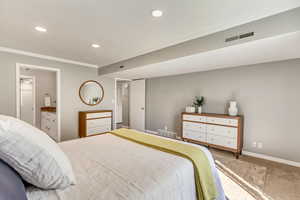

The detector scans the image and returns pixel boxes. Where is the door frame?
[114,78,131,129]
[19,75,36,126]
[16,63,61,142]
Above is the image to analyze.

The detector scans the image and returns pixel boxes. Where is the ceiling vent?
[225,32,254,42]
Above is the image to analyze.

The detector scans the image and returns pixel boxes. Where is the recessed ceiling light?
[91,44,100,48]
[35,26,47,32]
[152,10,163,17]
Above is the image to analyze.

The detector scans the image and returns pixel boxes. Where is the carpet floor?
[211,149,300,200]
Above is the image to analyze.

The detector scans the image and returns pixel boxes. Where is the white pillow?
[0,115,76,189]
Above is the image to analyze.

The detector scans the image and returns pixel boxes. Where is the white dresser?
[79,110,112,137]
[41,107,58,141]
[182,112,243,158]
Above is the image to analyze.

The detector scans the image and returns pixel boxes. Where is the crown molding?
[0,46,99,68]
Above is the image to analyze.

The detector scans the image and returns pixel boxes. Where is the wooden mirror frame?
[79,80,104,106]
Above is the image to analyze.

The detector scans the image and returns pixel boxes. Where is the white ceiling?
[105,31,300,79]
[1,0,300,67]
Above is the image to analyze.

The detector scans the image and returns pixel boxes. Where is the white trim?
[113,79,117,130]
[16,63,62,142]
[0,46,98,68]
[16,65,20,119]
[115,78,132,81]
[145,130,158,135]
[19,75,36,126]
[243,151,300,168]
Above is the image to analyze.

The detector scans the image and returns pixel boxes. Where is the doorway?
[16,63,61,142]
[114,79,145,131]
[115,79,131,129]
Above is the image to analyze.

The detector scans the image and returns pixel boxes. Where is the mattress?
[26,132,226,200]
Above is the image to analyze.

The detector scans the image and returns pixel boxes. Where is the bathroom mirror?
[79,80,104,106]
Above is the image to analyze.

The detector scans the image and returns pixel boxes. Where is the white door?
[130,79,145,131]
[20,77,35,126]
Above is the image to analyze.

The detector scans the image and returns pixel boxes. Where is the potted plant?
[193,96,204,113]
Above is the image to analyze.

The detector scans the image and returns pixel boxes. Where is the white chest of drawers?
[182,112,243,158]
[41,111,58,141]
[79,110,112,137]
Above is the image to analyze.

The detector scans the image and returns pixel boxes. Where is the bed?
[26,130,226,200]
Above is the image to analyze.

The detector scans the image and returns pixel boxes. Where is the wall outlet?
[258,142,263,149]
[252,142,257,148]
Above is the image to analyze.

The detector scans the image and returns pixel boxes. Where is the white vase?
[198,106,202,114]
[228,101,238,116]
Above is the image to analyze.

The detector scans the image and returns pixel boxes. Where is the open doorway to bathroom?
[114,78,146,131]
[16,63,61,142]
[115,79,131,129]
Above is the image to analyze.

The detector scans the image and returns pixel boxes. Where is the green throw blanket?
[109,128,217,200]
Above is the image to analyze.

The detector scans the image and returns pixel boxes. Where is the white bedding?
[26,132,226,200]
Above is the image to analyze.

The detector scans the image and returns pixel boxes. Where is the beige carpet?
[217,168,257,200]
[211,149,300,200]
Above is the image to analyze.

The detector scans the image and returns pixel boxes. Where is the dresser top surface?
[79,110,112,114]
[41,107,56,113]
[182,112,242,119]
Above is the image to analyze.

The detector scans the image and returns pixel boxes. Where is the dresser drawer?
[42,112,56,121]
[42,117,56,124]
[206,125,237,138]
[206,117,218,124]
[41,112,57,135]
[183,129,206,143]
[207,117,238,127]
[87,124,111,136]
[207,134,220,146]
[87,118,111,129]
[207,135,237,149]
[223,138,237,149]
[86,112,112,119]
[183,121,206,132]
[222,119,238,127]
[183,115,206,122]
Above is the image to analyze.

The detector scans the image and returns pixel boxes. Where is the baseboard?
[145,130,159,135]
[243,151,300,168]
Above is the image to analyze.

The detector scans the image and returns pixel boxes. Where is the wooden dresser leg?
[235,153,239,159]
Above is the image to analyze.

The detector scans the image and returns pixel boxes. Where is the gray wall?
[20,68,56,128]
[0,51,115,141]
[146,59,300,162]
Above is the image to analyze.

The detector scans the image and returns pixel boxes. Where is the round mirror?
[79,80,104,106]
